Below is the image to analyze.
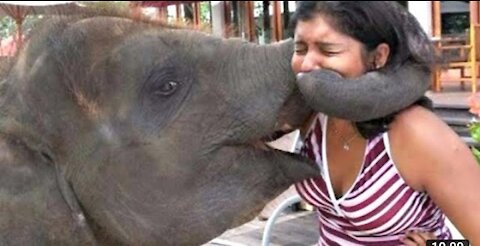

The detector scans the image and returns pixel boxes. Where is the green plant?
[468,121,480,163]
[468,94,480,164]
[0,15,43,39]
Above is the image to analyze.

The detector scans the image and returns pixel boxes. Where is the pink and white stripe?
[295,114,451,245]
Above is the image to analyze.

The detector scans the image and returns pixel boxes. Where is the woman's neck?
[328,117,357,135]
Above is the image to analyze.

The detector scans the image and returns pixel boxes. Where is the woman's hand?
[401,230,436,246]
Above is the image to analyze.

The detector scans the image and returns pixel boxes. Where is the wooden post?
[432,1,441,37]
[244,1,256,42]
[471,1,479,25]
[176,4,181,21]
[272,1,283,42]
[471,25,477,93]
[471,2,480,93]
[129,2,143,20]
[430,1,442,91]
[15,18,23,53]
[157,7,168,21]
[193,2,201,26]
[223,1,232,37]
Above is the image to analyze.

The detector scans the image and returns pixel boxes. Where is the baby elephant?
[0,10,429,246]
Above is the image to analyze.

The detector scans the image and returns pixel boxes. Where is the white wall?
[211,1,225,37]
[408,1,433,37]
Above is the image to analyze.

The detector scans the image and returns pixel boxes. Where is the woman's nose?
[299,53,322,72]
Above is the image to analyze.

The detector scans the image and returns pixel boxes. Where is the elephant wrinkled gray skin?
[0,11,429,246]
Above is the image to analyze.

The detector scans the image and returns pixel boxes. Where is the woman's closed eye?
[295,48,307,55]
[294,43,308,55]
[316,42,344,57]
[320,49,342,57]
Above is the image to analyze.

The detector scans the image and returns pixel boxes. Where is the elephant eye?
[154,81,178,96]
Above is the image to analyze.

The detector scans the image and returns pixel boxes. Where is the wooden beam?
[193,2,201,26]
[244,1,256,42]
[129,2,143,20]
[176,4,181,20]
[223,1,232,37]
[471,1,479,25]
[432,1,441,37]
[157,7,168,21]
[431,1,442,92]
[272,1,283,42]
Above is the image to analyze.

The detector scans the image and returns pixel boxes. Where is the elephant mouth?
[252,128,297,151]
[261,121,297,142]
[243,121,299,152]
[259,129,291,143]
[249,140,271,151]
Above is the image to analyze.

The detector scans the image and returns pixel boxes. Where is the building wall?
[408,1,433,37]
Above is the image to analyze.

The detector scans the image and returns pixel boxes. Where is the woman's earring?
[374,60,383,69]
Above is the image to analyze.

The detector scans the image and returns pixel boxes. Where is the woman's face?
[291,15,370,78]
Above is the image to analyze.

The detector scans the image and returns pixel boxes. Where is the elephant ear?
[295,63,429,122]
[0,135,96,245]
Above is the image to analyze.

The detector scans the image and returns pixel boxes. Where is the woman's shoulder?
[389,104,462,155]
[387,105,468,190]
[390,105,450,135]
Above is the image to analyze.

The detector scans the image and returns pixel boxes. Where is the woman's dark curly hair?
[290,1,436,138]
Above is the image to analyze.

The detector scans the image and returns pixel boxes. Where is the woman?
[292,1,480,245]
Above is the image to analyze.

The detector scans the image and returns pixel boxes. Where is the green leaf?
[469,122,480,143]
[471,146,480,165]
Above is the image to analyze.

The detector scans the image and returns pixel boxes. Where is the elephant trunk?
[249,40,313,132]
[236,39,296,100]
[221,39,305,141]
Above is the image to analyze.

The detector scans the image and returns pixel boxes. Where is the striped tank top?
[295,113,451,245]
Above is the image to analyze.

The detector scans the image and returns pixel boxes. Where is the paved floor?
[429,71,478,107]
[204,210,318,246]
[426,85,471,107]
